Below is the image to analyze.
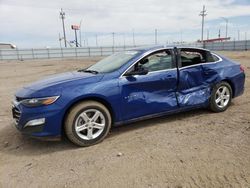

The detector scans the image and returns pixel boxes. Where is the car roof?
[129,45,211,53]
[132,45,165,51]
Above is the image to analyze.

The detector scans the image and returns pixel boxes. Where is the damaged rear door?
[120,49,178,120]
[176,48,214,107]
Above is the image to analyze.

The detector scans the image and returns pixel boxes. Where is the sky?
[0,0,250,48]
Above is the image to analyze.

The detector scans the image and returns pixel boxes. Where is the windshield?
[86,51,139,73]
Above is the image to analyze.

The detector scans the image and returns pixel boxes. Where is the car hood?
[16,71,104,98]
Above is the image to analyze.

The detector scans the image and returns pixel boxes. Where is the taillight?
[240,65,245,73]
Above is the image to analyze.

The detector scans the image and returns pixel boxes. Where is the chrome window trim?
[147,68,177,74]
[180,47,211,52]
[120,47,174,78]
[119,48,222,77]
[120,68,178,79]
[211,53,223,62]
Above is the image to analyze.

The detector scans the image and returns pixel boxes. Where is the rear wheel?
[210,81,232,112]
[64,101,111,147]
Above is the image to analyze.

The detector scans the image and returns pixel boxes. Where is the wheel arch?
[62,96,115,133]
[221,79,235,97]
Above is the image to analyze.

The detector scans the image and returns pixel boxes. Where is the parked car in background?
[0,43,16,49]
[12,46,245,146]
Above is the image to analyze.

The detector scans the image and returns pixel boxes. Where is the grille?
[12,106,21,124]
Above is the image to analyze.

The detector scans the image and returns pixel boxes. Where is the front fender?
[60,79,122,123]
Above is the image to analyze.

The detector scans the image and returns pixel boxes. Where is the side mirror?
[124,67,148,76]
[140,58,149,65]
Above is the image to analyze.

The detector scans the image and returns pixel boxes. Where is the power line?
[59,8,67,48]
[199,5,207,42]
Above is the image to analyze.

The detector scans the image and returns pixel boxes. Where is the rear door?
[176,48,212,107]
[119,49,178,120]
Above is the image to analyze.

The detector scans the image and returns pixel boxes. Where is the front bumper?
[12,100,63,137]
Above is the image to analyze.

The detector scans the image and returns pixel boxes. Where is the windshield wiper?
[78,69,99,74]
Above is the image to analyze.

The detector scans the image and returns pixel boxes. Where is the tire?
[209,81,232,112]
[64,101,112,147]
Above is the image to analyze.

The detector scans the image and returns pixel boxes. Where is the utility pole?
[132,29,135,46]
[199,5,207,42]
[60,8,67,48]
[180,30,183,43]
[221,17,228,38]
[123,34,126,47]
[155,29,158,45]
[59,33,62,48]
[75,29,78,47]
[79,19,83,47]
[95,34,98,46]
[86,38,88,46]
[218,29,221,38]
[112,32,115,47]
[71,25,79,47]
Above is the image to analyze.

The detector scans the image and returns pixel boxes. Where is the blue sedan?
[12,46,245,146]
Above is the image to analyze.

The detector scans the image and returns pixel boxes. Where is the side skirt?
[113,103,208,126]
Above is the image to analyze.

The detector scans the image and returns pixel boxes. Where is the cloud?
[0,0,250,47]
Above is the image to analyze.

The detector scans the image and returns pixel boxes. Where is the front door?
[119,49,178,121]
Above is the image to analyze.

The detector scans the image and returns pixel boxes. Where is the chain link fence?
[204,40,250,51]
[0,46,137,61]
[0,41,249,61]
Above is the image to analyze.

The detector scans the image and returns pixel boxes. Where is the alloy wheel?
[74,109,105,140]
[215,86,230,108]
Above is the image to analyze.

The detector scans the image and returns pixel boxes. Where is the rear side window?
[212,54,220,62]
[181,51,205,67]
[180,48,216,67]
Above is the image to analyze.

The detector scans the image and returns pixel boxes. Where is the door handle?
[161,75,173,80]
[204,70,214,75]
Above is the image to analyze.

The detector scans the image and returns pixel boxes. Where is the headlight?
[21,96,60,107]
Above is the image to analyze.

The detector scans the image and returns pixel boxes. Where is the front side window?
[140,51,173,72]
[125,50,174,75]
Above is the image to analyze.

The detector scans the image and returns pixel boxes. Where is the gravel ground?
[0,51,249,188]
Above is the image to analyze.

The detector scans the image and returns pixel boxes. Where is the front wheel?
[210,81,232,112]
[64,101,112,147]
